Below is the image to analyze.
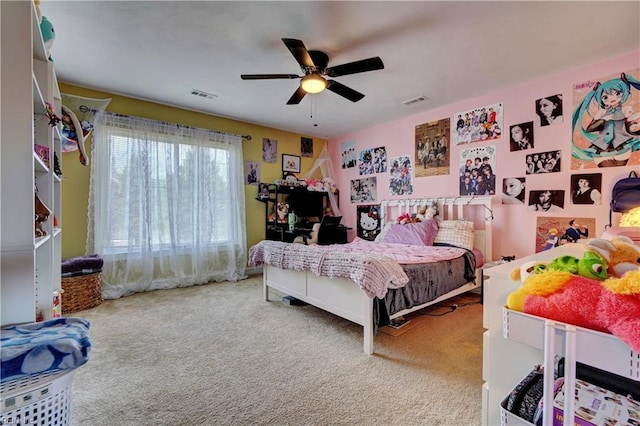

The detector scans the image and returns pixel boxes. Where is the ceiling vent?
[402,95,429,106]
[190,89,217,100]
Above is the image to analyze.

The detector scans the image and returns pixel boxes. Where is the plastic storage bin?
[0,370,75,425]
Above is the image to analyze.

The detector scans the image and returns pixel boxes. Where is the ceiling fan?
[240,38,384,105]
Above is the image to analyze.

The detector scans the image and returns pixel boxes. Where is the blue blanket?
[1,317,91,381]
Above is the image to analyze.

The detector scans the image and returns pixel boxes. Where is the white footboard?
[263,265,375,354]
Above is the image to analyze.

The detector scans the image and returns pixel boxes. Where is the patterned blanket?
[1,317,91,381]
[248,239,467,298]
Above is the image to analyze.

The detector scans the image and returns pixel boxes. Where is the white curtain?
[88,113,247,299]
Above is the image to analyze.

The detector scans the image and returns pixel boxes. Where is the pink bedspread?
[344,238,468,264]
[248,239,467,298]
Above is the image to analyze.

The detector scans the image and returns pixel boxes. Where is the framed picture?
[282,154,301,173]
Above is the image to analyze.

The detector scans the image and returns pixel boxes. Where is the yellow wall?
[59,83,326,259]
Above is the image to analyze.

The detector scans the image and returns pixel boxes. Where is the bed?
[248,196,493,354]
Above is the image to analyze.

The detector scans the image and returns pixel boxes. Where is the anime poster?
[535,94,564,127]
[262,138,277,163]
[452,102,503,145]
[356,204,381,241]
[525,150,561,174]
[358,146,388,175]
[415,118,450,177]
[571,68,640,169]
[350,177,377,203]
[244,161,259,185]
[535,216,595,253]
[459,145,496,196]
[341,140,356,169]
[301,137,313,157]
[389,155,413,196]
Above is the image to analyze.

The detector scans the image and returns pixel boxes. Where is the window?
[89,113,247,298]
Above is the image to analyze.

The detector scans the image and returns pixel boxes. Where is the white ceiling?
[40,1,640,139]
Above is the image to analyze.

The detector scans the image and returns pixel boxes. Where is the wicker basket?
[61,272,102,314]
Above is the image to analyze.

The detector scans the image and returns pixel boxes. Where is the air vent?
[402,95,429,106]
[190,89,217,100]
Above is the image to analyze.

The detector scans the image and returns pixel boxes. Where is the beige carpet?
[69,275,484,425]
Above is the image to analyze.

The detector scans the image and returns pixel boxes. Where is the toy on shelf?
[45,102,61,127]
[34,191,51,237]
[40,15,55,61]
[506,236,640,352]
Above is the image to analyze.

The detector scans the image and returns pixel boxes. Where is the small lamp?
[301,74,327,94]
[620,207,640,227]
[601,206,640,244]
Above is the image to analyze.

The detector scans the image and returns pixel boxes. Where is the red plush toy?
[396,213,412,224]
[507,237,640,353]
[521,270,640,353]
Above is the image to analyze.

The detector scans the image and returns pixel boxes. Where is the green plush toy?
[548,251,608,281]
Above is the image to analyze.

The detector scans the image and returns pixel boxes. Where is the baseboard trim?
[245,266,263,276]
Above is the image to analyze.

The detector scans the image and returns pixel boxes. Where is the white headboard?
[379,196,493,262]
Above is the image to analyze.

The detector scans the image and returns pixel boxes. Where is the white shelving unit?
[1,1,62,326]
[482,243,640,426]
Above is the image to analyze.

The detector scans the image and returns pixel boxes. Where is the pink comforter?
[343,237,468,264]
[248,239,467,298]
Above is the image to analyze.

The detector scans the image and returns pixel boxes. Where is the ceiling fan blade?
[241,74,300,80]
[326,80,365,103]
[325,57,384,77]
[282,38,315,69]
[286,86,307,105]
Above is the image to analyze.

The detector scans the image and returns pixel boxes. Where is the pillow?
[374,221,394,242]
[381,219,439,246]
[433,220,475,250]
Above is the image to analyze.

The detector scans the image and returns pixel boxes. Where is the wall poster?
[356,204,381,241]
[452,102,503,145]
[415,118,450,177]
[350,177,377,203]
[341,140,357,169]
[535,216,595,253]
[459,145,496,196]
[358,146,388,175]
[389,155,413,196]
[571,68,640,169]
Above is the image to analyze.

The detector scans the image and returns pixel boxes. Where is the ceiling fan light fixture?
[301,73,327,94]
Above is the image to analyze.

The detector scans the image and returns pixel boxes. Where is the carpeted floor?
[68,275,484,425]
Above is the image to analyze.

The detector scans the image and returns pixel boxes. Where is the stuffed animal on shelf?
[34,192,51,237]
[506,237,640,353]
[40,16,55,61]
[276,202,289,223]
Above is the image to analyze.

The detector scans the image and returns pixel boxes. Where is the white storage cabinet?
[1,0,63,325]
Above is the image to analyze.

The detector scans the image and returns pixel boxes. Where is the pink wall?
[329,51,640,260]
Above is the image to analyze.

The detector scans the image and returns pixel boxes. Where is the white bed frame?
[262,196,493,354]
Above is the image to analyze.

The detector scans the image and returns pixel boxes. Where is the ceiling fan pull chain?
[310,95,318,127]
